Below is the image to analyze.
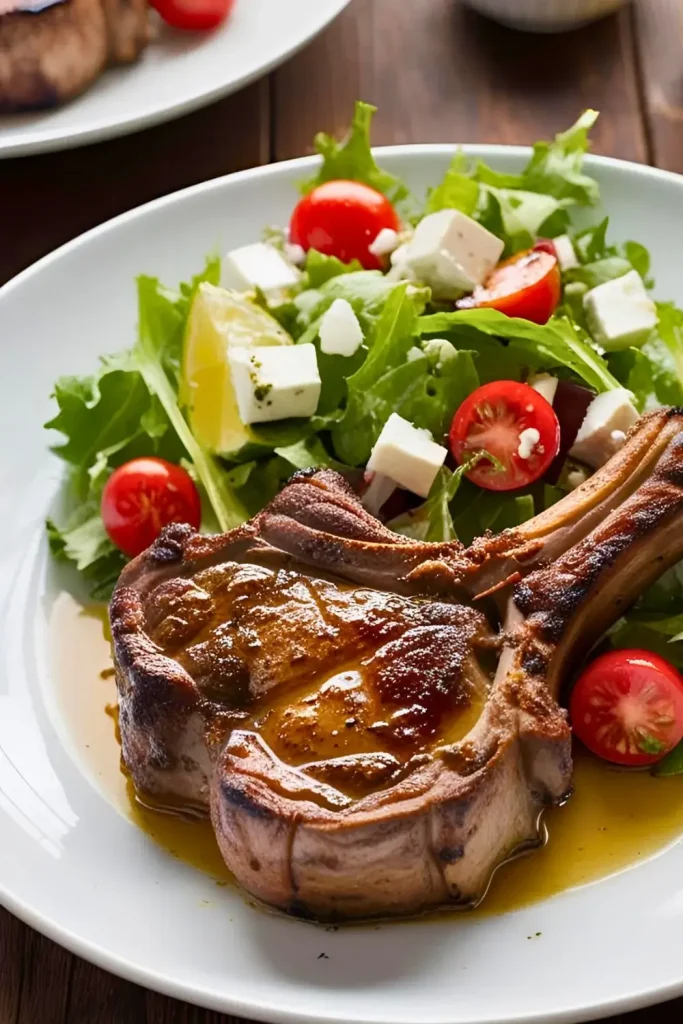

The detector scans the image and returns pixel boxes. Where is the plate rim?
[0,0,351,159]
[3,143,683,1024]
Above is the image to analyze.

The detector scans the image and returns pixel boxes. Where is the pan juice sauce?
[52,592,683,917]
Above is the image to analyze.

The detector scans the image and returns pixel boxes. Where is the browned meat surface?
[102,0,149,63]
[110,408,683,920]
[0,0,149,111]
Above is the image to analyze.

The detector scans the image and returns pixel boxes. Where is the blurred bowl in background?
[461,0,630,33]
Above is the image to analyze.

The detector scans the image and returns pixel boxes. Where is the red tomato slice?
[449,381,560,491]
[570,650,683,766]
[289,180,400,271]
[101,458,202,558]
[151,0,234,30]
[532,238,558,259]
[463,248,561,325]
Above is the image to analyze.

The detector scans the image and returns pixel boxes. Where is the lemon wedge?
[181,283,292,459]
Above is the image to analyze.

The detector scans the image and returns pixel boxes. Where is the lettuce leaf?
[304,250,364,288]
[426,111,600,254]
[331,286,476,465]
[418,308,620,393]
[301,100,412,209]
[521,109,600,206]
[46,261,247,598]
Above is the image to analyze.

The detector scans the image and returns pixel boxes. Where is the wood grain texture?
[273,0,647,160]
[65,959,146,1024]
[634,0,683,171]
[2,0,683,1021]
[15,927,71,1024]
[0,907,24,1024]
[0,81,269,287]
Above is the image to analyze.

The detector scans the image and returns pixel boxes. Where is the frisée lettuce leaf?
[301,100,413,210]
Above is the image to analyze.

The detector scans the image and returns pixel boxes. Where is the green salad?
[46,100,683,691]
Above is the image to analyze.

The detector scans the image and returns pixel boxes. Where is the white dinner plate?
[2,146,683,1024]
[0,0,350,158]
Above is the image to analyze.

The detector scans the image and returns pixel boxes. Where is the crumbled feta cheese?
[517,427,541,460]
[369,227,400,258]
[567,467,590,490]
[552,234,579,272]
[221,242,300,301]
[403,210,504,299]
[367,413,447,498]
[284,242,306,266]
[319,299,363,357]
[386,242,415,282]
[569,388,639,468]
[529,373,559,406]
[228,344,321,425]
[406,347,424,362]
[362,472,397,515]
[583,270,658,351]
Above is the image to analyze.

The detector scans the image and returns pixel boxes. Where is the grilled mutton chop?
[110,408,683,920]
[0,0,149,112]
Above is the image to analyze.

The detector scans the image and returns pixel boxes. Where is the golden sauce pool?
[51,592,683,915]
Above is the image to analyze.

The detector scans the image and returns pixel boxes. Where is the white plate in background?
[0,0,350,158]
[1,147,683,1023]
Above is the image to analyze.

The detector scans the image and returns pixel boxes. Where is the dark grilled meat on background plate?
[0,0,150,111]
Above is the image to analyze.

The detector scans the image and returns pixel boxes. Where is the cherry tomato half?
[449,381,561,491]
[101,458,202,558]
[151,0,235,31]
[289,180,400,270]
[532,238,558,259]
[464,248,561,325]
[570,650,683,767]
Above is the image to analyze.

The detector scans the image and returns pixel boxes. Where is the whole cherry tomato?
[151,0,235,31]
[101,457,201,558]
[289,180,400,270]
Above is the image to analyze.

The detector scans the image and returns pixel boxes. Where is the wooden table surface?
[2,0,683,1020]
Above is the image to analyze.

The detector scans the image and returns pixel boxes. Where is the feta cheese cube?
[403,210,504,299]
[369,227,400,258]
[221,242,300,301]
[529,372,559,405]
[367,413,447,498]
[583,270,658,351]
[228,344,321,425]
[319,298,363,357]
[569,388,639,469]
[552,234,579,272]
[362,472,397,515]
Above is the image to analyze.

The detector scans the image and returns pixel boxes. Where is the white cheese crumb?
[284,242,306,266]
[610,429,627,446]
[567,467,589,490]
[552,234,579,272]
[529,373,559,406]
[517,427,541,460]
[369,227,400,258]
[319,298,363,357]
